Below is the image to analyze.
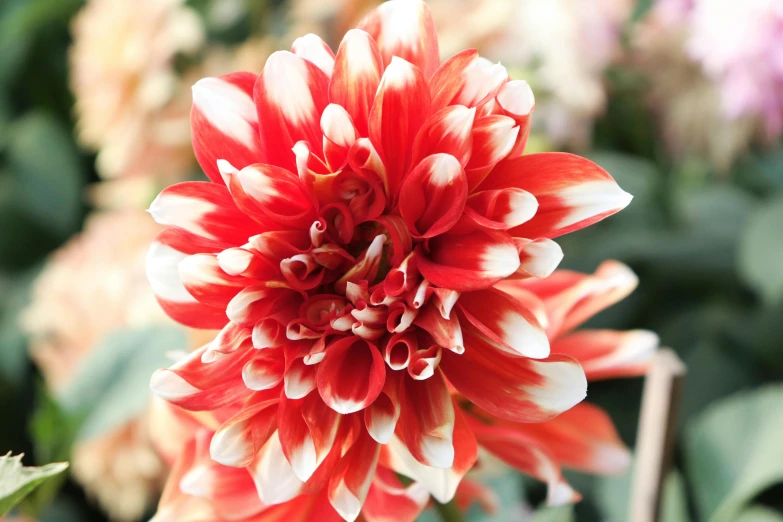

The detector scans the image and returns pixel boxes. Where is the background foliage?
[1,0,782,521]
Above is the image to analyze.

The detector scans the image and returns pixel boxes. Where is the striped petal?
[278,393,341,481]
[363,467,430,522]
[317,336,386,414]
[248,431,305,504]
[398,370,455,468]
[429,49,508,111]
[465,115,519,191]
[411,105,476,168]
[179,253,248,309]
[481,153,632,239]
[328,430,381,522]
[191,72,261,184]
[210,393,279,467]
[330,29,384,137]
[416,229,519,292]
[235,163,318,229]
[368,56,431,197]
[461,188,538,231]
[255,51,330,172]
[147,232,228,329]
[551,329,659,381]
[513,402,631,475]
[458,287,550,359]
[357,0,440,78]
[399,153,468,238]
[493,80,535,158]
[513,238,564,279]
[440,329,586,423]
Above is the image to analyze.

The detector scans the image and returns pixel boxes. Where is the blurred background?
[1,0,782,521]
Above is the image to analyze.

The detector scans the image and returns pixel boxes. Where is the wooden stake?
[628,349,687,522]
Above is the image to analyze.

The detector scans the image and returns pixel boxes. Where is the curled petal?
[236,163,318,229]
[242,350,285,391]
[364,380,401,444]
[414,302,464,354]
[191,72,260,184]
[513,238,564,279]
[321,104,358,172]
[411,105,475,168]
[408,344,442,380]
[493,80,535,158]
[460,188,538,232]
[357,0,440,78]
[465,115,519,191]
[317,336,386,414]
[399,154,468,238]
[481,153,633,239]
[285,357,318,399]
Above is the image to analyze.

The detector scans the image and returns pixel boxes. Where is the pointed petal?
[292,33,335,77]
[191,72,261,184]
[466,415,580,506]
[429,49,508,111]
[255,51,330,171]
[462,188,538,231]
[330,29,384,136]
[414,301,464,354]
[278,393,341,482]
[458,287,550,358]
[440,329,586,423]
[416,229,520,291]
[328,430,381,522]
[465,115,519,191]
[317,337,386,414]
[398,370,455,468]
[363,468,430,522]
[399,153,468,238]
[368,56,431,197]
[235,163,318,229]
[210,394,279,467]
[364,380,401,444]
[493,80,535,158]
[248,431,305,504]
[515,402,631,475]
[482,153,632,239]
[513,238,564,279]
[147,233,228,329]
[357,0,440,78]
[411,105,475,168]
[552,329,659,381]
[179,253,247,308]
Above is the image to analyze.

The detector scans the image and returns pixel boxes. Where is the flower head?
[147,1,632,519]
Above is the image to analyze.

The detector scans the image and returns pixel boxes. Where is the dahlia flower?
[148,261,654,521]
[146,1,632,519]
[20,211,206,521]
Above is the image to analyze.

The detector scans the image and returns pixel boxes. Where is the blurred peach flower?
[20,211,207,521]
[69,0,203,183]
[428,0,634,148]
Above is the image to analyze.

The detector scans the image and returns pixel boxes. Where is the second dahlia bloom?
[147,1,632,519]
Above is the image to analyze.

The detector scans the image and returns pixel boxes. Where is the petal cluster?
[147,1,632,519]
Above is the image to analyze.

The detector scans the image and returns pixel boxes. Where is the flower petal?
[291,33,335,77]
[328,430,381,522]
[330,29,384,136]
[458,287,550,359]
[429,49,508,111]
[255,51,330,172]
[482,153,632,239]
[416,229,520,292]
[363,468,430,522]
[278,393,341,482]
[248,431,305,504]
[399,153,468,238]
[317,336,386,414]
[493,80,535,158]
[357,0,440,78]
[191,72,261,184]
[411,105,476,168]
[551,329,659,381]
[368,56,431,197]
[440,329,586,423]
[465,115,519,191]
[398,370,455,468]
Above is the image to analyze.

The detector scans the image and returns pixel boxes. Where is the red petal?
[493,80,535,159]
[317,336,386,414]
[179,253,248,308]
[481,153,632,239]
[210,392,279,467]
[363,467,430,522]
[291,33,335,77]
[235,163,318,229]
[465,115,519,191]
[191,72,261,184]
[411,105,475,168]
[357,0,440,78]
[414,301,464,354]
[399,154,468,238]
[330,29,384,136]
[551,329,659,381]
[440,328,586,423]
[416,229,519,291]
[368,57,431,198]
[255,51,330,172]
[278,393,341,481]
[328,429,381,521]
[429,49,508,111]
[458,287,549,358]
[398,370,455,468]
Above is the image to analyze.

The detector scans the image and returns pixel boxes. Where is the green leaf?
[57,326,188,440]
[6,113,84,239]
[738,197,783,304]
[661,471,692,522]
[530,505,574,522]
[0,453,68,517]
[685,385,783,522]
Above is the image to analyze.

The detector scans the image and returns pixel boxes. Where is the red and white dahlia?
[146,0,632,519]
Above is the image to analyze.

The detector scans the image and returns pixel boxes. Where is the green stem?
[433,498,465,522]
